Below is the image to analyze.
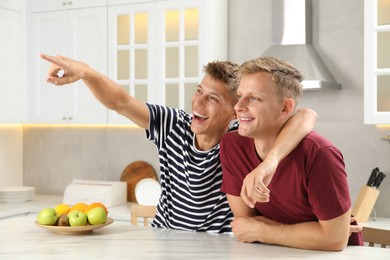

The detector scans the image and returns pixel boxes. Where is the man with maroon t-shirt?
[220,56,363,251]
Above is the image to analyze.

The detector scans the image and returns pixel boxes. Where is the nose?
[192,94,207,106]
[234,98,247,112]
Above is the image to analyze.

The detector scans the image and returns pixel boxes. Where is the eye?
[195,87,203,95]
[249,96,261,102]
[208,95,219,102]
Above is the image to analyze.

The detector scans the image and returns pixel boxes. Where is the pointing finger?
[40,53,67,68]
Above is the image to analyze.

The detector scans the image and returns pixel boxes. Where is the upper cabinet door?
[67,8,108,124]
[0,7,23,123]
[107,0,227,124]
[155,0,202,113]
[31,7,108,123]
[156,0,227,114]
[107,3,154,124]
[31,0,107,12]
[364,0,390,124]
[0,0,22,11]
[31,11,70,122]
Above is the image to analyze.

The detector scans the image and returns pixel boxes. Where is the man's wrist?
[264,150,281,164]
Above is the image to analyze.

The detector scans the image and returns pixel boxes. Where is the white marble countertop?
[1,195,390,259]
[0,213,389,259]
[362,217,390,230]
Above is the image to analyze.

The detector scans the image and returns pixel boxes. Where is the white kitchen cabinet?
[0,3,23,123]
[107,0,227,124]
[0,0,22,10]
[31,0,106,12]
[31,7,108,123]
[364,0,390,124]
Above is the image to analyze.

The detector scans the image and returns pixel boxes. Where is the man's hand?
[349,216,363,236]
[40,53,87,86]
[230,216,262,243]
[231,216,281,243]
[240,156,279,208]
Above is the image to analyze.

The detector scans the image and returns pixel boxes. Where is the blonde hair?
[238,56,303,105]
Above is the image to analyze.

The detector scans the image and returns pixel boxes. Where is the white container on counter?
[63,179,127,207]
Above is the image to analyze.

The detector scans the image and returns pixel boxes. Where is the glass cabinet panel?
[135,49,147,79]
[135,13,148,44]
[166,84,179,108]
[377,76,390,111]
[108,0,228,124]
[185,46,198,77]
[184,8,198,40]
[163,6,200,113]
[115,10,150,102]
[135,84,147,103]
[117,15,129,45]
[365,0,390,123]
[377,32,390,68]
[165,9,179,42]
[165,47,179,78]
[378,0,390,25]
[184,83,197,112]
[117,50,129,79]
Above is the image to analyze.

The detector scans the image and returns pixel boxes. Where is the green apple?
[37,208,58,225]
[87,207,107,225]
[67,210,87,226]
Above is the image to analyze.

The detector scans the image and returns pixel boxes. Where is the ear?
[232,112,237,119]
[281,98,295,118]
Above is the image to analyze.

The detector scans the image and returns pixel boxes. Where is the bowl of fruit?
[35,202,113,235]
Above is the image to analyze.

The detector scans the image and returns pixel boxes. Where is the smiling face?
[190,73,237,149]
[235,72,288,141]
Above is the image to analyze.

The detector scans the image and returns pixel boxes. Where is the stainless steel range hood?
[262,0,341,90]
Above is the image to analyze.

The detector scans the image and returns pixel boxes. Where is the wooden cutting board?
[120,161,157,202]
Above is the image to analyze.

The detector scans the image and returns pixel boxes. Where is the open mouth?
[193,111,209,121]
[239,117,254,123]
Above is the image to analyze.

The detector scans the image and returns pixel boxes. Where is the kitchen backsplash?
[0,126,23,187]
[22,125,159,196]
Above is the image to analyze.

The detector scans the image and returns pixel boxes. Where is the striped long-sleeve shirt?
[146,104,233,233]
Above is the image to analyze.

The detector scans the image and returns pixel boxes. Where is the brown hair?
[238,56,303,105]
[203,61,240,99]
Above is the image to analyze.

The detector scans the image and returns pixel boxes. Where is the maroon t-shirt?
[220,131,363,246]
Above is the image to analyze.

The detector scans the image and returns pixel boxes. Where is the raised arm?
[40,54,150,129]
[240,108,317,208]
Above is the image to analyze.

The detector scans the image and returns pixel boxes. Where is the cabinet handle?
[68,1,72,4]
[68,117,73,120]
[62,117,67,120]
[62,2,67,5]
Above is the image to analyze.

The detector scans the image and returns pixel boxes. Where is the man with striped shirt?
[40,54,316,233]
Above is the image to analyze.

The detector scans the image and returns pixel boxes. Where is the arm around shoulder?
[266,107,317,163]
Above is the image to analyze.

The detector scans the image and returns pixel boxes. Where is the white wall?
[23,125,159,195]
[0,126,23,187]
